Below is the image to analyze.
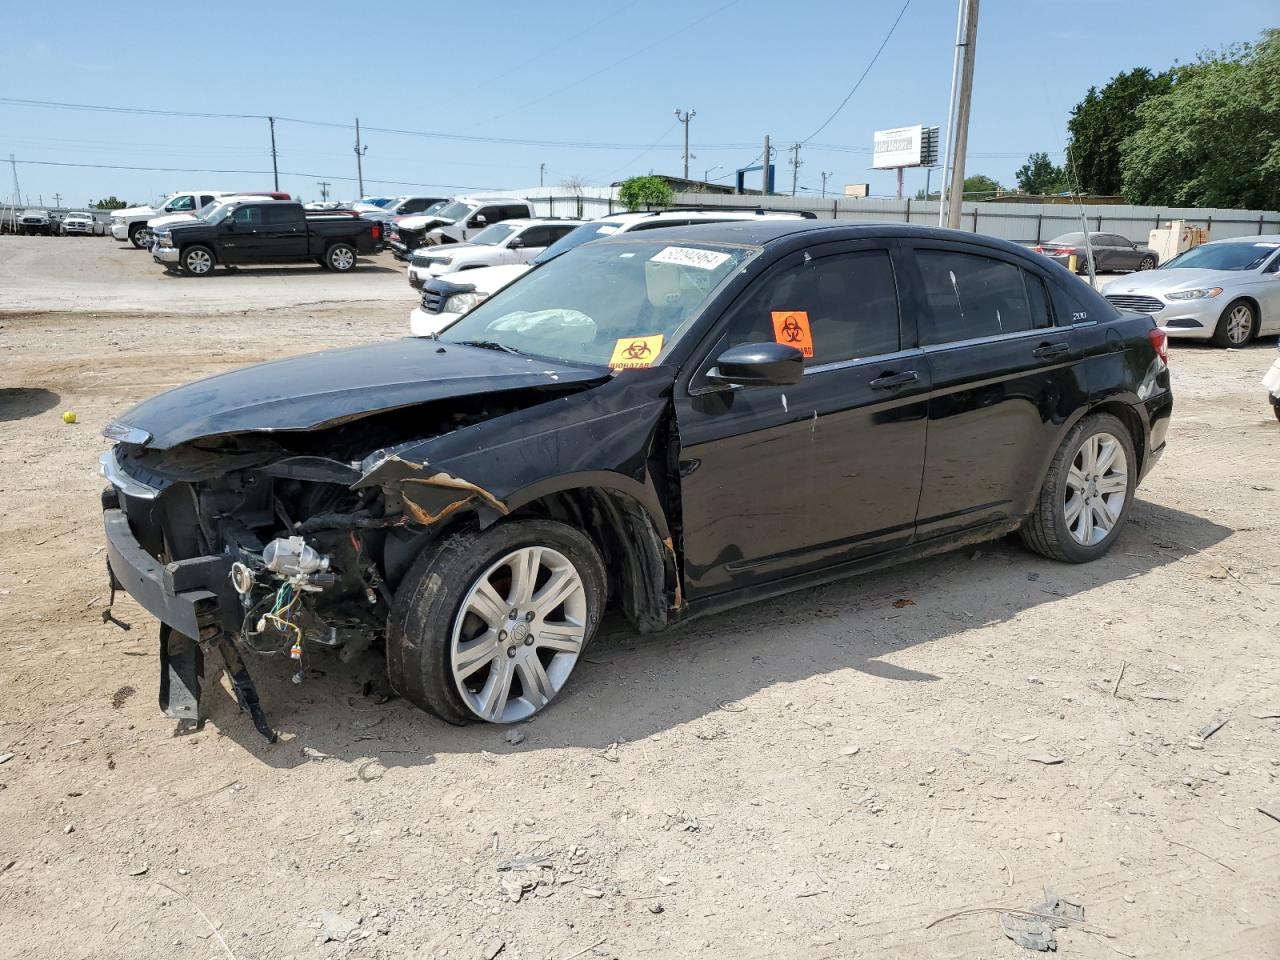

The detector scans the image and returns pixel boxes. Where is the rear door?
[902,241,1082,539]
[260,203,307,259]
[674,239,929,597]
[510,225,554,263]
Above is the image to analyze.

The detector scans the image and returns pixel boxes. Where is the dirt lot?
[1,236,1278,960]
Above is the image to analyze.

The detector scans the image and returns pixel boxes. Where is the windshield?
[205,203,236,226]
[531,221,623,265]
[424,201,448,216]
[1046,233,1084,245]
[1162,242,1279,272]
[428,200,473,222]
[193,200,221,218]
[471,224,518,246]
[439,238,754,366]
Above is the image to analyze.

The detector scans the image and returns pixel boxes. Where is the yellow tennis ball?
[62,411,77,424]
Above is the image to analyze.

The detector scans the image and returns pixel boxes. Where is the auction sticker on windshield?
[649,246,732,270]
[771,311,814,358]
[609,335,665,370]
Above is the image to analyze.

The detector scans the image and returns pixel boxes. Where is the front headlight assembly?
[1166,287,1223,301]
[443,291,488,314]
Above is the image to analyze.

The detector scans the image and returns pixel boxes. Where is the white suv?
[409,208,814,335]
[406,219,583,288]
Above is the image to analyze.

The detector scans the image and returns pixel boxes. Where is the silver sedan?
[1102,236,1280,347]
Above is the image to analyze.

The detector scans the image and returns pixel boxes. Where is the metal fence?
[511,191,1280,246]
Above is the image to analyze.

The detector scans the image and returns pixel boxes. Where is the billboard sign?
[872,125,939,169]
[843,183,870,198]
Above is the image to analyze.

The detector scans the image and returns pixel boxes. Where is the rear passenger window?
[723,250,901,366]
[500,205,530,221]
[261,204,300,226]
[1049,281,1098,325]
[519,226,551,246]
[917,250,1048,344]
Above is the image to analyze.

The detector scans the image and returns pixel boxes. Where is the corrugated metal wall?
[496,188,1280,246]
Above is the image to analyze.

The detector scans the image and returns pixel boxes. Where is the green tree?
[1015,152,1069,195]
[1067,67,1175,195]
[961,174,1002,199]
[618,175,674,211]
[1121,31,1280,209]
[93,196,128,209]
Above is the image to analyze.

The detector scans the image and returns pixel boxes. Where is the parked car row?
[111,191,292,248]
[4,209,109,236]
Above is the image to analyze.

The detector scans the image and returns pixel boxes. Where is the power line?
[799,0,912,145]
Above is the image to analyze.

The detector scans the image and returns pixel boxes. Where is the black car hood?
[112,338,608,449]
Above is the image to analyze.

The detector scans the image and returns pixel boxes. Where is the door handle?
[869,370,919,390]
[1032,341,1070,360]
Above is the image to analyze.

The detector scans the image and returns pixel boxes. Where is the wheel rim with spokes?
[331,247,354,270]
[1225,305,1253,344]
[450,546,587,723]
[186,249,211,274]
[1064,431,1128,547]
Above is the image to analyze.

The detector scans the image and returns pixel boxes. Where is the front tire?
[179,245,215,276]
[1211,299,1256,348]
[387,519,606,725]
[325,243,357,272]
[1020,413,1136,563]
[128,224,148,249]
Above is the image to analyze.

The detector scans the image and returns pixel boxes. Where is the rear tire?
[179,245,215,277]
[1210,299,1256,348]
[386,519,606,725]
[128,224,148,249]
[325,243,357,272]
[1137,255,1156,271]
[1020,413,1136,563]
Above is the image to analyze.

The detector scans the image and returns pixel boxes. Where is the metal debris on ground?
[999,889,1085,952]
[504,728,526,746]
[1026,753,1065,765]
[495,854,550,872]
[0,753,13,765]
[1198,718,1228,740]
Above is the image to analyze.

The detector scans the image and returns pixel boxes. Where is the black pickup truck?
[151,201,382,276]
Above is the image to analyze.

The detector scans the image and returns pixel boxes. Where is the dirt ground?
[1,236,1278,960]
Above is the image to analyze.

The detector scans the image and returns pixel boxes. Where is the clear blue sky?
[2,0,1274,208]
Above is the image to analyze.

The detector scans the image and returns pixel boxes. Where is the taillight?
[1057,247,1077,256]
[1147,327,1169,366]
[372,223,381,240]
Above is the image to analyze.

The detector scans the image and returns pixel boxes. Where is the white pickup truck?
[111,190,288,248]
[406,219,582,288]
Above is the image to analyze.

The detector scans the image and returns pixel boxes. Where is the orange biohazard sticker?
[609,334,664,370]
[771,311,813,358]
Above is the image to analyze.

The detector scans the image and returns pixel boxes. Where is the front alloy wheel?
[1063,432,1128,546]
[1214,300,1255,347]
[386,519,606,725]
[181,246,214,276]
[451,546,587,723]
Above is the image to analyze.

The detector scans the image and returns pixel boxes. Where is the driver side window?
[721,250,902,366]
[230,206,262,227]
[169,195,195,212]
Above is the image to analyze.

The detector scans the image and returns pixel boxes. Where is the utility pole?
[317,180,331,202]
[943,0,979,229]
[762,135,770,196]
[52,192,62,209]
[674,107,695,180]
[267,116,279,191]
[820,172,832,198]
[788,143,803,197]
[6,154,19,231]
[353,118,367,199]
[539,162,546,187]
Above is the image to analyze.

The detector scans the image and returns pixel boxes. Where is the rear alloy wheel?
[1020,413,1136,563]
[180,245,215,276]
[1211,299,1255,348]
[1137,255,1156,271]
[326,243,356,272]
[387,519,605,724]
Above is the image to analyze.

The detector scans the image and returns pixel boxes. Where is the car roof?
[588,219,1048,258]
[501,218,586,228]
[592,209,807,228]
[1206,233,1280,244]
[459,196,532,205]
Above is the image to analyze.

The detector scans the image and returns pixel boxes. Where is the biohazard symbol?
[770,311,814,358]
[621,339,653,360]
[609,334,665,370]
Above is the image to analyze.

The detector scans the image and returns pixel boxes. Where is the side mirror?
[707,342,804,387]
[471,216,487,227]
[508,237,524,249]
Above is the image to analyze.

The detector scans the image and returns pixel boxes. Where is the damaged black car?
[100,221,1172,737]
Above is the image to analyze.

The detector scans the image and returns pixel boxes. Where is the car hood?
[1104,267,1245,295]
[117,204,158,218]
[426,262,531,291]
[149,212,198,228]
[109,338,609,450]
[397,214,454,231]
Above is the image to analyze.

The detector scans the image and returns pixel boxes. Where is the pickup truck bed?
[152,201,381,275]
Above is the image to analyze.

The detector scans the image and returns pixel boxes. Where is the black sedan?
[99,221,1173,736]
[1035,232,1158,273]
